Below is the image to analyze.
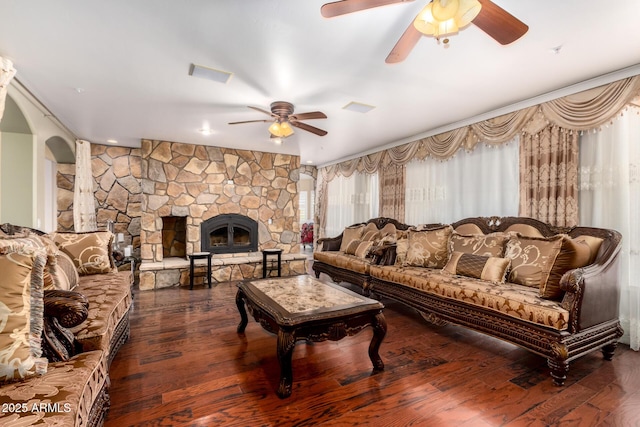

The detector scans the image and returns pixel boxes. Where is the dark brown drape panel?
[519,125,579,227]
[379,163,405,221]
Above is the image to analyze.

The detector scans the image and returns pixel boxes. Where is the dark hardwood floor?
[106,266,640,426]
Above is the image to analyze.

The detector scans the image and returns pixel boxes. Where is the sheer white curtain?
[325,172,378,237]
[579,108,640,350]
[405,140,519,225]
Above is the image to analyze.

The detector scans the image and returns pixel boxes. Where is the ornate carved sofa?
[313,216,623,386]
[312,217,413,291]
[0,224,132,427]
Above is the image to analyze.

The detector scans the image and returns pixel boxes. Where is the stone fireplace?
[200,214,258,254]
[138,140,308,290]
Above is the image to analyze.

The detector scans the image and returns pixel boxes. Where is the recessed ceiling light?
[273,137,283,145]
[189,64,233,84]
[199,128,213,136]
[106,139,118,144]
[306,160,313,164]
[343,101,376,113]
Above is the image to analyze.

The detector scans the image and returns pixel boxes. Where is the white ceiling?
[2,1,640,166]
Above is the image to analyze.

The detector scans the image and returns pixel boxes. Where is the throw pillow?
[404,225,453,268]
[344,239,374,258]
[52,251,80,291]
[48,230,115,276]
[449,232,509,258]
[573,235,604,265]
[540,235,592,299]
[504,234,564,289]
[379,223,398,237]
[443,251,511,283]
[361,230,381,241]
[394,238,409,265]
[0,245,46,383]
[0,233,60,290]
[339,225,365,252]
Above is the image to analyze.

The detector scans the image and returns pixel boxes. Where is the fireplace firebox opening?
[162,216,187,258]
[201,214,258,254]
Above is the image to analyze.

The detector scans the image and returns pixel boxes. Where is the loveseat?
[313,216,623,386]
[0,224,132,427]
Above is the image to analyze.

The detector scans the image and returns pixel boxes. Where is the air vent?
[343,101,375,113]
[189,64,233,84]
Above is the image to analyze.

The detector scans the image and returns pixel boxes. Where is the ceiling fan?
[321,0,528,63]
[228,101,328,138]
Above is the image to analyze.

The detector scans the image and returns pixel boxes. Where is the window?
[405,140,519,225]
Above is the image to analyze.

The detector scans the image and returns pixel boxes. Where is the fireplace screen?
[201,214,258,254]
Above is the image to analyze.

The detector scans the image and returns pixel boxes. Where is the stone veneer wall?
[56,145,142,258]
[140,139,301,263]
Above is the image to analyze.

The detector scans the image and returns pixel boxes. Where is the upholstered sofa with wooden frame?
[0,223,132,427]
[312,217,413,292]
[312,216,623,386]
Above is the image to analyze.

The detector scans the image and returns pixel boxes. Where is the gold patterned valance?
[320,75,640,180]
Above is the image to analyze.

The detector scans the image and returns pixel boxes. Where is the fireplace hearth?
[200,214,259,254]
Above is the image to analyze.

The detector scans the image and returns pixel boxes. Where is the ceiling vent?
[189,64,233,84]
[343,101,375,113]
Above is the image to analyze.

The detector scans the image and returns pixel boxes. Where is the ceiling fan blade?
[228,119,271,125]
[289,111,327,121]
[385,20,422,64]
[247,106,277,117]
[473,0,528,45]
[321,0,414,18]
[290,121,328,136]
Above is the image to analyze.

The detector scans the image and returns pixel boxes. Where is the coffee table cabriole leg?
[369,311,387,371]
[236,290,248,333]
[276,329,296,398]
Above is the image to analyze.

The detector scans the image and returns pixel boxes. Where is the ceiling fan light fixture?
[268,121,294,137]
[414,0,481,39]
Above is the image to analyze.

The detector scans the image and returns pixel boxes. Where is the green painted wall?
[0,132,33,225]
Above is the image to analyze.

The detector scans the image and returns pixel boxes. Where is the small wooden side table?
[189,252,212,289]
[262,248,283,278]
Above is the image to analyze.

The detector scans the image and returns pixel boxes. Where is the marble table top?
[248,275,366,314]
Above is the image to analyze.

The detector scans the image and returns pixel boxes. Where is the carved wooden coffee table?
[236,275,386,398]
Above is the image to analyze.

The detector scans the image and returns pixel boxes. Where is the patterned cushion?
[0,350,107,426]
[404,225,453,268]
[361,230,381,241]
[443,251,511,283]
[334,254,373,274]
[53,251,80,291]
[369,265,569,331]
[540,235,592,300]
[0,233,60,290]
[0,246,46,383]
[339,226,365,252]
[313,251,341,264]
[379,223,398,237]
[394,238,409,265]
[449,231,509,257]
[313,251,372,274]
[344,239,374,258]
[504,224,545,237]
[504,234,564,289]
[48,231,115,276]
[453,223,484,235]
[71,271,132,355]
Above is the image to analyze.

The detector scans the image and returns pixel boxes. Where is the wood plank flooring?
[106,269,640,426]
